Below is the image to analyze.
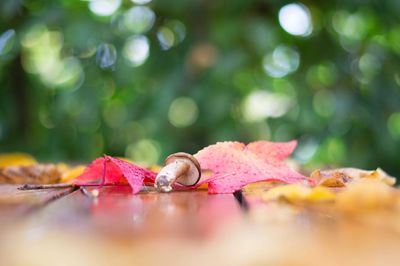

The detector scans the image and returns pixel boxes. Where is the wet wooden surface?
[26,186,244,240]
[0,184,76,225]
[0,184,400,266]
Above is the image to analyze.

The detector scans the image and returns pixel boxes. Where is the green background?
[0,0,399,178]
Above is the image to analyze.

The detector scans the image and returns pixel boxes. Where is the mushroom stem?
[155,160,189,192]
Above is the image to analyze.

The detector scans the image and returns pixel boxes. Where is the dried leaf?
[0,164,61,184]
[311,167,396,187]
[335,179,396,211]
[310,170,348,187]
[194,140,307,194]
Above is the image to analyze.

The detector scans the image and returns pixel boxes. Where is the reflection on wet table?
[0,184,399,266]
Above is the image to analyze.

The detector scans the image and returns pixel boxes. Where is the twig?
[18,183,130,190]
[18,183,77,190]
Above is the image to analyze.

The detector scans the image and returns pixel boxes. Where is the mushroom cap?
[165,152,201,186]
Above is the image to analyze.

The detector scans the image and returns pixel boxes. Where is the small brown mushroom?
[154,152,201,193]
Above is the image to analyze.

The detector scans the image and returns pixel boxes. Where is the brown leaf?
[0,164,61,184]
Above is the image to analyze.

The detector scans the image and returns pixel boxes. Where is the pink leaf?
[194,141,307,194]
[106,156,156,194]
[246,140,298,162]
[73,156,157,194]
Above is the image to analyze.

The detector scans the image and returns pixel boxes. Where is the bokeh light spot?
[306,62,338,89]
[263,45,300,78]
[272,79,297,97]
[123,35,150,67]
[157,20,186,50]
[123,6,155,34]
[38,108,55,129]
[313,90,335,117]
[21,26,84,90]
[168,97,199,128]
[49,57,84,88]
[157,27,175,50]
[131,0,152,4]
[125,139,160,166]
[294,139,318,163]
[359,53,381,79]
[0,29,16,55]
[124,121,146,144]
[388,26,400,55]
[103,100,127,128]
[279,3,313,37]
[96,43,117,70]
[326,137,346,163]
[89,0,121,17]
[332,10,373,43]
[242,90,293,122]
[394,72,400,87]
[186,43,218,73]
[387,112,400,139]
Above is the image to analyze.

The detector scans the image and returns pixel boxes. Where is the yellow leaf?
[335,179,396,211]
[262,184,336,203]
[59,164,86,183]
[243,182,278,194]
[262,184,311,202]
[148,165,162,173]
[0,153,37,167]
[305,186,336,201]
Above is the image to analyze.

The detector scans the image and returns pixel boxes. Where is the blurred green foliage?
[0,0,400,177]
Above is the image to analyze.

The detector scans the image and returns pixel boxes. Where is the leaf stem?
[100,155,107,188]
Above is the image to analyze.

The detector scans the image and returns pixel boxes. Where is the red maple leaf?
[73,156,156,194]
[194,140,307,194]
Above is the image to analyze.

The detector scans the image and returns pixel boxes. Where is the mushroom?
[155,152,201,193]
